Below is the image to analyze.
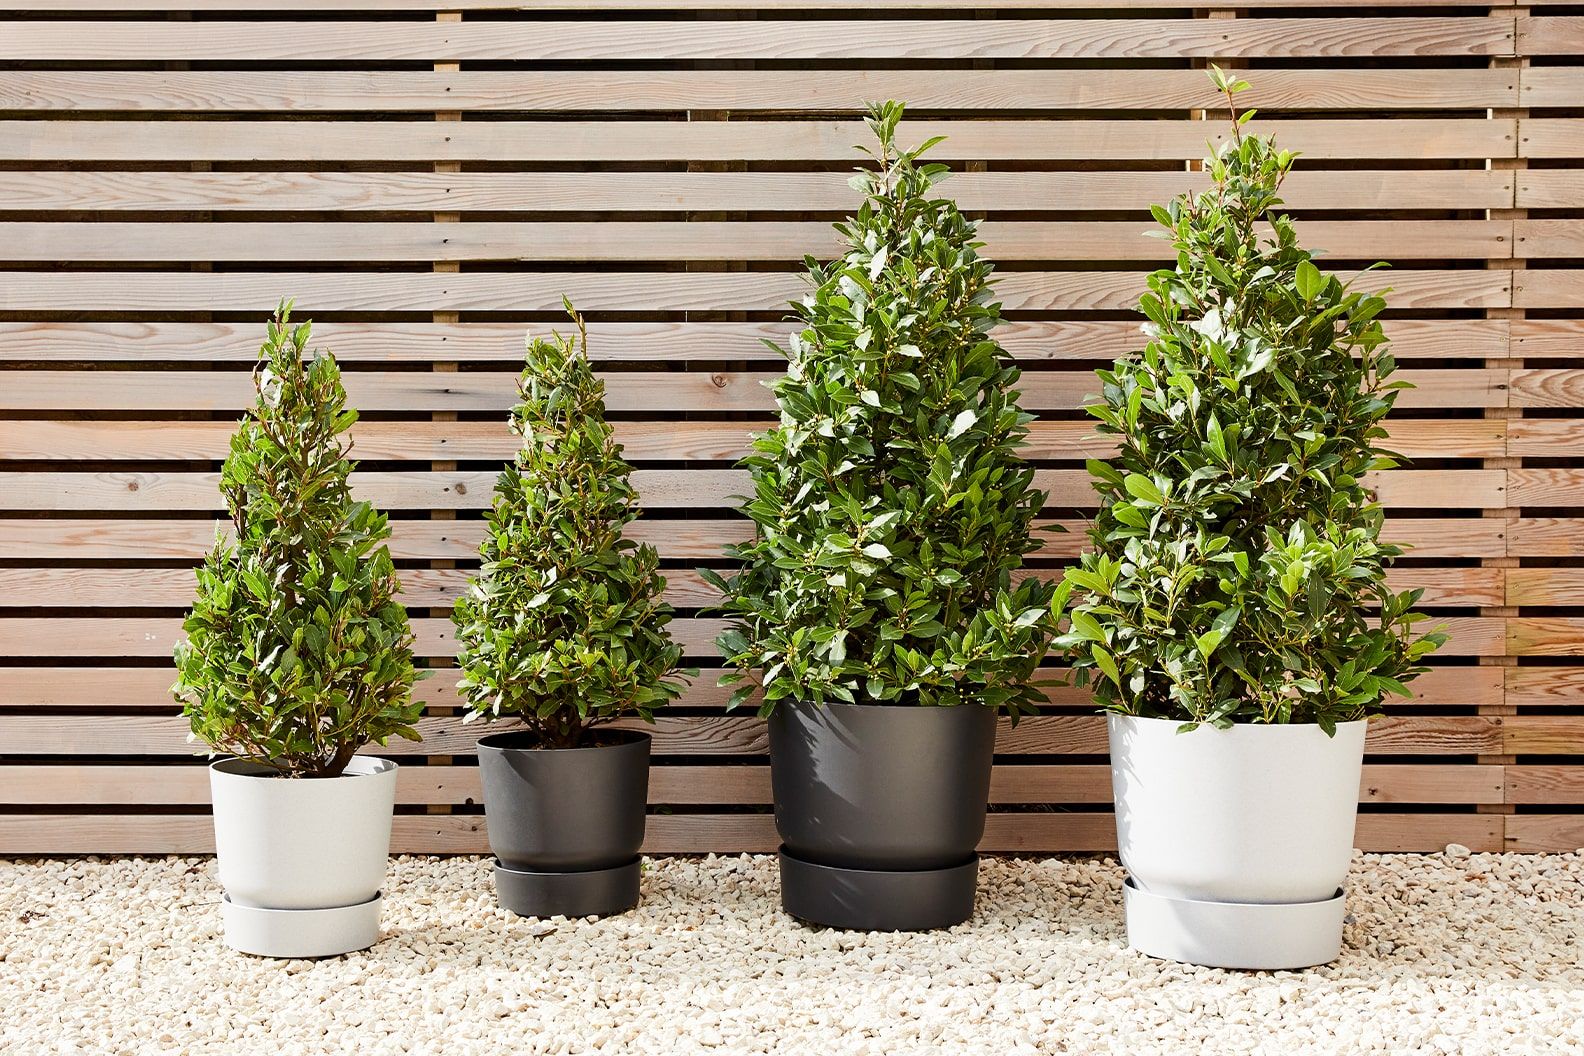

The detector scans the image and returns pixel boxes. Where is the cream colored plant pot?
[209,755,397,958]
[1108,714,1366,969]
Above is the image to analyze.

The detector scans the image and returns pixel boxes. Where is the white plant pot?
[209,755,397,958]
[1108,714,1366,969]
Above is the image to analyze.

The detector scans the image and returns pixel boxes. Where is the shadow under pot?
[209,755,398,959]
[476,729,650,918]
[1109,713,1368,970]
[769,699,996,932]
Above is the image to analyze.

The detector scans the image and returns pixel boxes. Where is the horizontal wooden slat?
[1506,766,1584,805]
[0,762,1502,807]
[1504,715,1584,754]
[0,319,1508,364]
[0,417,1505,463]
[0,811,1508,856]
[0,515,1511,561]
[0,565,1502,610]
[1517,119,1584,160]
[1504,817,1584,854]
[0,713,1505,757]
[0,220,1513,263]
[1516,17,1584,55]
[0,0,1520,10]
[0,468,1508,513]
[0,368,1508,413]
[0,169,1517,214]
[0,19,1518,61]
[0,120,1519,163]
[0,269,1509,313]
[0,69,1522,115]
[0,664,1499,711]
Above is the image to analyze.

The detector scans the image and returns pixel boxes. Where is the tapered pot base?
[1122,878,1346,970]
[778,848,978,932]
[221,892,382,959]
[492,858,640,919]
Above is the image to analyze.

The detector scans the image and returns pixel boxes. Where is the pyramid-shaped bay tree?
[174,303,423,777]
[452,303,689,749]
[1057,70,1446,731]
[709,102,1062,716]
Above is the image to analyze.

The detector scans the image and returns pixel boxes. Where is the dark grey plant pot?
[476,729,649,919]
[768,699,996,931]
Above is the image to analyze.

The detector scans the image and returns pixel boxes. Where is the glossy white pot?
[1108,714,1366,969]
[209,755,397,957]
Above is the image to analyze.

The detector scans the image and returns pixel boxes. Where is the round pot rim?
[209,755,397,780]
[788,698,995,709]
[476,727,651,754]
[1108,713,1370,733]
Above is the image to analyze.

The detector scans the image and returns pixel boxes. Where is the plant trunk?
[313,741,359,778]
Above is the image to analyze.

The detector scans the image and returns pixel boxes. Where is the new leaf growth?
[174,303,424,776]
[710,101,1061,717]
[453,302,690,748]
[1055,70,1446,731]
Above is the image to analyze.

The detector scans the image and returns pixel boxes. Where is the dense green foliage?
[1055,70,1445,732]
[453,303,690,748]
[708,102,1061,718]
[174,303,423,777]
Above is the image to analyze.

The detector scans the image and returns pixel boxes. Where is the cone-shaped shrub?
[453,303,689,748]
[708,102,1060,717]
[1055,70,1445,732]
[174,303,423,777]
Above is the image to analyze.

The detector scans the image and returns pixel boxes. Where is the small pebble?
[0,853,1579,1054]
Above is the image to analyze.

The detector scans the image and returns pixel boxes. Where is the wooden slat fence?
[1,0,1581,855]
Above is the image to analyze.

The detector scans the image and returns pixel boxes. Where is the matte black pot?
[768,699,997,931]
[476,729,649,918]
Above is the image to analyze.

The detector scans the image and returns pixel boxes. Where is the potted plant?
[1055,70,1446,970]
[453,302,691,919]
[707,102,1062,932]
[173,302,424,958]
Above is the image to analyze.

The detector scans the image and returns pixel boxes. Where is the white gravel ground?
[1,850,1581,1055]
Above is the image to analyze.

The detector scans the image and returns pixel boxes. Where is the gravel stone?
[0,854,1581,1054]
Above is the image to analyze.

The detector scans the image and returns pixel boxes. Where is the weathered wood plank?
[0,319,1507,364]
[0,713,1506,758]
[0,269,1511,313]
[0,369,1508,413]
[0,168,1516,214]
[0,19,1518,62]
[0,661,1499,712]
[0,763,1502,807]
[0,417,1506,464]
[0,468,1509,513]
[0,515,1507,562]
[0,120,1519,163]
[0,220,1512,264]
[0,564,1502,610]
[0,69,1522,115]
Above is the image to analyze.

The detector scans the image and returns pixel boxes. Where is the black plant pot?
[476,729,649,918]
[769,699,997,931]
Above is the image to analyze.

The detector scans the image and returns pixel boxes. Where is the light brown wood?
[0,119,1520,163]
[0,269,1514,313]
[0,515,1511,562]
[0,168,1517,213]
[0,220,1513,263]
[0,713,1506,758]
[0,368,1508,413]
[0,763,1502,807]
[0,319,1508,363]
[0,20,1518,62]
[0,417,1505,463]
